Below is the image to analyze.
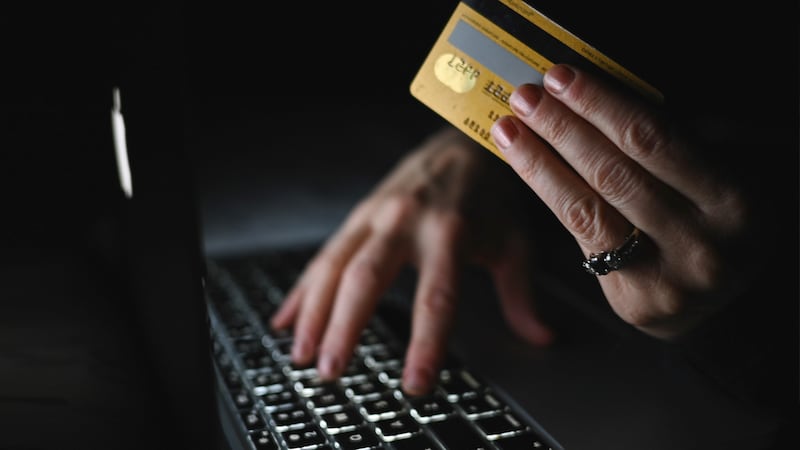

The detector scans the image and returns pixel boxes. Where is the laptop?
[107,66,565,450]
[3,2,795,449]
[2,3,565,448]
[2,87,791,450]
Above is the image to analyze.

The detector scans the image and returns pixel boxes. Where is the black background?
[1,1,797,449]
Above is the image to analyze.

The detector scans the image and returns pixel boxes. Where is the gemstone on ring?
[582,227,641,276]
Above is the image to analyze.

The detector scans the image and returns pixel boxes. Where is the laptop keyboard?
[205,250,559,450]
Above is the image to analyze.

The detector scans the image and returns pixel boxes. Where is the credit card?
[410,0,662,161]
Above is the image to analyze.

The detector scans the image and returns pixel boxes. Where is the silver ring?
[582,227,642,276]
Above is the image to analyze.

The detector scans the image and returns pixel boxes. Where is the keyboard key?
[374,414,420,440]
[241,351,275,370]
[334,426,382,450]
[320,406,364,432]
[309,385,350,412]
[260,390,296,411]
[251,369,286,384]
[439,369,482,401]
[427,415,491,450]
[249,430,278,449]
[458,392,503,417]
[363,345,402,370]
[250,370,286,392]
[409,394,453,423]
[242,410,265,430]
[216,351,234,370]
[234,337,264,354]
[271,406,310,429]
[222,368,242,389]
[275,340,294,358]
[296,377,341,396]
[287,364,319,380]
[359,327,383,347]
[345,375,385,401]
[226,322,257,338]
[232,390,253,409]
[475,412,526,437]
[390,433,439,450]
[493,431,551,450]
[377,367,402,388]
[281,425,327,449]
[361,393,405,421]
[340,357,372,384]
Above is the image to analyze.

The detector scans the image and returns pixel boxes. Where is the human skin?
[271,64,762,396]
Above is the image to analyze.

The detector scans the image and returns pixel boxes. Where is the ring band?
[582,227,642,276]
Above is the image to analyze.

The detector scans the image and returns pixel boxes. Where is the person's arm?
[272,61,788,398]
[270,125,554,395]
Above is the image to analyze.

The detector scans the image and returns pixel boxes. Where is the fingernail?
[403,367,434,396]
[544,64,575,94]
[491,117,519,151]
[317,353,341,379]
[509,84,542,118]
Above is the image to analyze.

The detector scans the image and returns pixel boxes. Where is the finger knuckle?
[593,158,643,207]
[343,257,382,291]
[540,112,573,150]
[620,114,671,160]
[510,147,544,186]
[573,84,605,119]
[307,253,339,280]
[428,210,467,238]
[418,284,458,317]
[685,243,726,290]
[560,194,602,243]
[387,194,422,217]
[376,195,421,233]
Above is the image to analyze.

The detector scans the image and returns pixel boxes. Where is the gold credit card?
[410,0,662,161]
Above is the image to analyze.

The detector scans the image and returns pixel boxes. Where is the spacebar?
[428,416,490,450]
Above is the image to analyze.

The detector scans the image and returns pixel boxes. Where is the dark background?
[1,1,797,449]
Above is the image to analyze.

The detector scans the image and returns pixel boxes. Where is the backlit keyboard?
[205,250,560,450]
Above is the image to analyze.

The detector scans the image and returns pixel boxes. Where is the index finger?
[402,212,465,396]
[541,64,721,208]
